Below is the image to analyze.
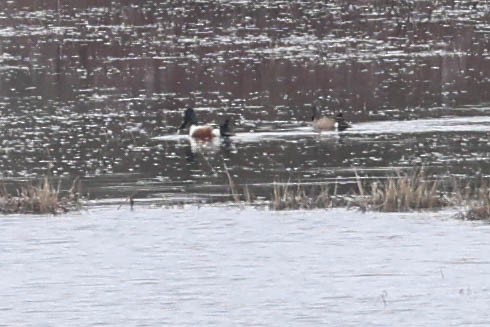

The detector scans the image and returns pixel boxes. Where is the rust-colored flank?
[191,126,214,139]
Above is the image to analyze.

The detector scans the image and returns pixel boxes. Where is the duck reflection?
[188,134,236,155]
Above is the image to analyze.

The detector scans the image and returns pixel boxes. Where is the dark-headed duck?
[179,107,233,139]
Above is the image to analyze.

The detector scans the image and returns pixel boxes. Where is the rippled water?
[3,3,490,324]
[1,1,490,201]
[1,206,490,325]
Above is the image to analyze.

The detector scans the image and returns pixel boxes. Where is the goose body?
[312,117,336,131]
[311,107,351,132]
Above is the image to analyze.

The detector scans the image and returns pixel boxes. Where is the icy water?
[1,206,490,326]
[1,1,490,201]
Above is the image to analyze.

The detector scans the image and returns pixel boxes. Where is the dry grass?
[225,163,490,219]
[353,169,449,212]
[223,163,256,205]
[271,181,335,210]
[223,163,240,203]
[459,181,490,220]
[346,169,490,218]
[269,169,451,212]
[0,177,81,215]
[463,206,490,220]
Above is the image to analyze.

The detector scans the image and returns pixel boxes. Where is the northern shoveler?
[311,106,351,132]
[179,107,233,139]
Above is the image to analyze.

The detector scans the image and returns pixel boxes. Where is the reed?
[243,184,255,204]
[353,169,449,212]
[460,181,490,220]
[0,177,81,215]
[225,164,490,218]
[223,163,241,203]
[270,169,451,212]
[271,181,335,210]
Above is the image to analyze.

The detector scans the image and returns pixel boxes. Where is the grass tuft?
[224,163,490,219]
[0,177,81,215]
[459,181,490,220]
[271,181,334,210]
[353,169,449,212]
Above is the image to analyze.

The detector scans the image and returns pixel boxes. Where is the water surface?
[1,206,490,326]
[1,1,490,201]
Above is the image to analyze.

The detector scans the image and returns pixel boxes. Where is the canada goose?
[311,106,351,131]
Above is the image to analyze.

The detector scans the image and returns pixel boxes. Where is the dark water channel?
[1,1,490,202]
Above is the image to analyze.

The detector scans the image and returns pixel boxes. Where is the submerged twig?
[223,163,240,203]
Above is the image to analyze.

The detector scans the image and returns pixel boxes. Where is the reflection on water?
[1,1,490,200]
[1,206,490,325]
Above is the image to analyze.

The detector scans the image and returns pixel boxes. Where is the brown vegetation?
[271,182,335,210]
[0,177,81,215]
[458,181,490,220]
[352,169,449,212]
[268,169,451,212]
[266,169,490,220]
[220,164,490,220]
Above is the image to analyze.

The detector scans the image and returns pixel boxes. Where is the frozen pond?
[1,206,490,326]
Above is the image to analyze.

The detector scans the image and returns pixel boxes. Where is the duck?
[311,106,351,132]
[178,107,233,139]
[335,112,351,132]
